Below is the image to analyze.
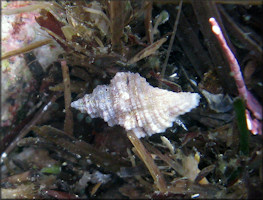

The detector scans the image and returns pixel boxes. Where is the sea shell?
[71,72,200,138]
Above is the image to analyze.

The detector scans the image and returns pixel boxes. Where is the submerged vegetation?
[1,1,262,199]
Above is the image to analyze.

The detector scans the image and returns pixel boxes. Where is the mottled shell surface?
[71,72,200,138]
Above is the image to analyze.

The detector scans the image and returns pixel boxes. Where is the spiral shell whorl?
[71,72,200,138]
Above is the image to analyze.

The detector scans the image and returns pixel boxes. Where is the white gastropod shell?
[71,72,200,138]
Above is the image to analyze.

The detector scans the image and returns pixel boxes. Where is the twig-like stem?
[1,95,59,157]
[109,1,124,53]
[144,2,153,44]
[61,61,73,135]
[1,39,52,61]
[159,0,183,88]
[127,131,167,193]
[126,148,153,189]
[209,18,262,121]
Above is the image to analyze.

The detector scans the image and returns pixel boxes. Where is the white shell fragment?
[71,72,200,138]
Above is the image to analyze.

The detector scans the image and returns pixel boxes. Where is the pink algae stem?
[209,18,262,121]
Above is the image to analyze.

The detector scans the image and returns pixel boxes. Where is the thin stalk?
[1,39,52,61]
[159,0,183,88]
[109,1,124,53]
[233,98,249,156]
[61,61,73,135]
[127,131,167,193]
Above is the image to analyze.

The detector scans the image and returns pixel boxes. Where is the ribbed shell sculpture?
[71,72,200,138]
